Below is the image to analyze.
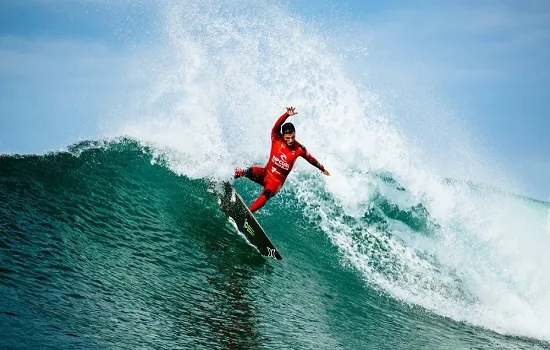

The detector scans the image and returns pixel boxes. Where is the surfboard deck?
[213,181,282,260]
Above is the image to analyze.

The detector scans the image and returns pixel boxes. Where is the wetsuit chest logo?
[272,154,290,170]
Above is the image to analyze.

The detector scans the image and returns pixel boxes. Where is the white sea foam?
[103,0,550,342]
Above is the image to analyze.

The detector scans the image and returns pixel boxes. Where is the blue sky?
[1,0,548,200]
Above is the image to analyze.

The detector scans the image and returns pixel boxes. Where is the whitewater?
[1,0,550,349]
[110,0,550,341]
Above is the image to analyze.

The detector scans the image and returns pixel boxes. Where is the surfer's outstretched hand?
[322,169,331,176]
[286,106,297,116]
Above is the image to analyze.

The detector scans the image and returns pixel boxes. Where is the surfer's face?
[283,132,295,147]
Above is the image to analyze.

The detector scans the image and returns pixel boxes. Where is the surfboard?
[213,181,282,260]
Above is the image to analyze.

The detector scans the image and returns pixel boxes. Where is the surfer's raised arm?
[271,107,298,139]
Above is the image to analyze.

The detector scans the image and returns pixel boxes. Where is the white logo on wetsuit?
[271,155,290,170]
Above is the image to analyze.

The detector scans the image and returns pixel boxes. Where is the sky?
[0,0,548,200]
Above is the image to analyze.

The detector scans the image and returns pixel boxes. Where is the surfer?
[234,107,330,212]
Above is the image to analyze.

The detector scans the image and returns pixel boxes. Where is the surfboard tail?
[213,181,282,260]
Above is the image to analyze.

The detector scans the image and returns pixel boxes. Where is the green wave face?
[1,139,549,349]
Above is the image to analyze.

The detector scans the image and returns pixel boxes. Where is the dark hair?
[281,122,295,134]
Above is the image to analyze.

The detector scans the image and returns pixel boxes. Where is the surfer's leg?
[249,181,282,212]
[237,166,266,186]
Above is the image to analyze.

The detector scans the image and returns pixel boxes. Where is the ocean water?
[1,140,549,349]
[2,0,550,349]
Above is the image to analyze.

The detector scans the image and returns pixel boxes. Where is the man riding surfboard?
[234,107,330,212]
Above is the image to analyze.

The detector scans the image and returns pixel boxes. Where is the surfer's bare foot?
[234,168,244,178]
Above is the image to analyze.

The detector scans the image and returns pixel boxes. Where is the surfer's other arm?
[301,147,330,176]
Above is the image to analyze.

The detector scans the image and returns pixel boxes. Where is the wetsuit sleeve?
[271,112,290,140]
[301,146,326,172]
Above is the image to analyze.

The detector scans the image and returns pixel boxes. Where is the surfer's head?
[282,123,296,147]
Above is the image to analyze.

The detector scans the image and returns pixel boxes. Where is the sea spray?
[100,0,550,342]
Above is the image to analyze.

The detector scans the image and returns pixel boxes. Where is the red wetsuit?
[243,112,326,212]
